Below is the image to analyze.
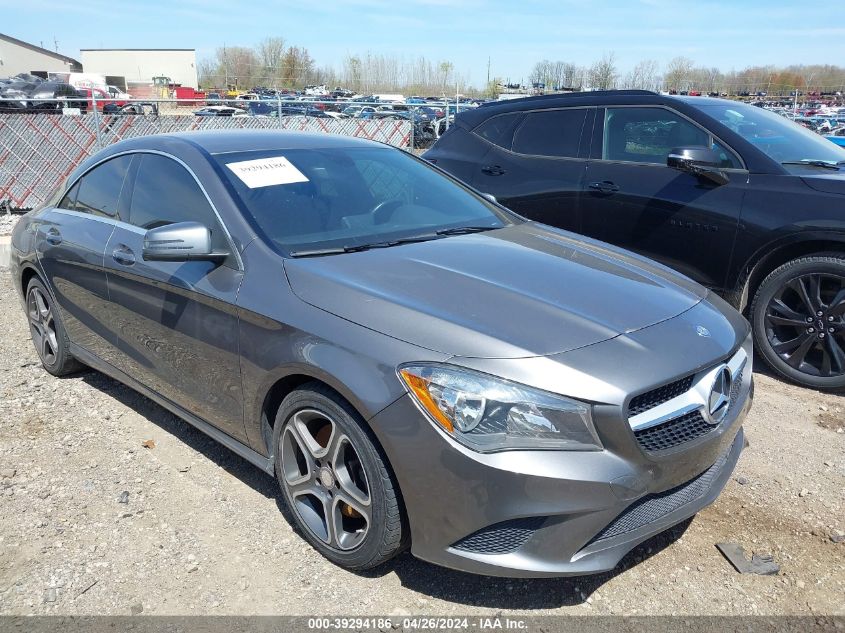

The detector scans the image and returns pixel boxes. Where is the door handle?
[112,245,136,266]
[45,228,62,245]
[589,181,620,194]
[481,164,506,176]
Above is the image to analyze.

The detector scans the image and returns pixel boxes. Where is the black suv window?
[473,113,521,150]
[604,107,713,165]
[512,108,588,158]
[128,154,228,251]
[71,155,132,217]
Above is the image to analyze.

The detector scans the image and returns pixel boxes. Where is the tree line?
[528,54,845,95]
[198,37,845,97]
[198,37,469,95]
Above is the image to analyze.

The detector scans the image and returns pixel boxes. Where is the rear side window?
[72,155,132,217]
[512,109,588,158]
[127,154,229,251]
[472,113,521,150]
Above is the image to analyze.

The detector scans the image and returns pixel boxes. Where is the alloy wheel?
[764,273,845,377]
[27,287,58,366]
[280,409,372,551]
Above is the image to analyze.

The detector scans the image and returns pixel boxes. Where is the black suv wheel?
[751,254,845,390]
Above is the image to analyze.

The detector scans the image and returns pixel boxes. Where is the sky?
[4,0,845,87]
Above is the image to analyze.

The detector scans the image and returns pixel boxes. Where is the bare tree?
[623,59,660,90]
[588,52,618,90]
[663,56,694,91]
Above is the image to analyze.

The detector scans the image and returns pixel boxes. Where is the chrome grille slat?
[627,347,749,453]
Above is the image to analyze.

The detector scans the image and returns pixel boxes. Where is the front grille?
[628,374,694,417]
[452,517,546,555]
[729,369,744,406]
[587,445,732,545]
[634,410,714,452]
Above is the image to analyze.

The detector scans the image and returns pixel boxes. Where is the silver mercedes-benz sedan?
[10,130,752,577]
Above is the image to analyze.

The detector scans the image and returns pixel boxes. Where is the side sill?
[69,343,275,476]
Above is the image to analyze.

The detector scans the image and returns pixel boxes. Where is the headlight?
[398,364,602,452]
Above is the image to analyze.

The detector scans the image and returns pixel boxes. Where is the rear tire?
[274,383,407,570]
[751,253,845,391]
[25,278,83,377]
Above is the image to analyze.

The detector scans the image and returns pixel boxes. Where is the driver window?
[604,107,710,164]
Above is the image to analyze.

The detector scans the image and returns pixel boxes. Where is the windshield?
[695,102,845,165]
[215,146,515,254]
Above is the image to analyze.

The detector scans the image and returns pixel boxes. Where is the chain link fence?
[0,96,463,212]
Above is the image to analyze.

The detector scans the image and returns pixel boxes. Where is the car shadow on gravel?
[366,518,693,608]
[78,370,280,500]
[78,367,693,609]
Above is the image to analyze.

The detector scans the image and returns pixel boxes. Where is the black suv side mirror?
[667,146,730,186]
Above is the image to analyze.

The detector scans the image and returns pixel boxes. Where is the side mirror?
[667,146,730,186]
[142,221,226,262]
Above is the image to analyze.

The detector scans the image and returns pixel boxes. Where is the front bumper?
[369,375,751,578]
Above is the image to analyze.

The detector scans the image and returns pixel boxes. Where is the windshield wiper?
[289,227,500,258]
[289,233,441,258]
[781,159,845,170]
[435,225,499,236]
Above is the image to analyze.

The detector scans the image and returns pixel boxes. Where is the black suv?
[424,90,845,390]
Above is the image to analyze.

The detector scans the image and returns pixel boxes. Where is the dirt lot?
[0,272,843,617]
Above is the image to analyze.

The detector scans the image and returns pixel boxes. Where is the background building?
[80,49,198,89]
[0,33,81,77]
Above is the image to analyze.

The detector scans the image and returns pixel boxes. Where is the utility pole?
[53,37,59,53]
[487,56,490,87]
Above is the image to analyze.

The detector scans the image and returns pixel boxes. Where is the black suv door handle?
[45,228,62,245]
[481,165,506,176]
[112,245,136,266]
[589,181,620,194]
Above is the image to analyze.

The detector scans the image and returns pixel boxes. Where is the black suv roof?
[461,90,725,127]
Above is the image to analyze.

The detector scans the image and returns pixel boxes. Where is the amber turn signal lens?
[399,369,454,433]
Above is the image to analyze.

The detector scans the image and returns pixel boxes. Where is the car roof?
[459,90,742,127]
[100,130,385,156]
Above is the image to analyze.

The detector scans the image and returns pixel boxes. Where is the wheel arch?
[255,365,400,464]
[735,235,845,314]
[19,263,43,299]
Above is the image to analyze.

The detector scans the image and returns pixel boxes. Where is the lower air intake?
[587,445,732,545]
[452,516,546,555]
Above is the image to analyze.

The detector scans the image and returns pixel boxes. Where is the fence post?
[277,91,282,128]
[91,91,103,150]
[409,106,415,151]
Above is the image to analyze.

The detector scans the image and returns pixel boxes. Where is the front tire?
[274,383,407,570]
[25,278,82,377]
[751,254,845,390]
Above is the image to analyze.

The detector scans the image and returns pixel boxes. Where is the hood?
[285,223,706,359]
[802,173,845,196]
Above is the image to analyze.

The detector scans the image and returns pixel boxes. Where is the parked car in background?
[26,82,87,114]
[75,87,130,113]
[826,128,845,147]
[11,130,751,577]
[425,90,845,390]
[193,106,247,117]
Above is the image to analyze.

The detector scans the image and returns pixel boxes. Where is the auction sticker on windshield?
[226,156,309,188]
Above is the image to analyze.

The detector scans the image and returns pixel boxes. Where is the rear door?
[35,154,133,364]
[581,106,747,288]
[103,153,247,441]
[470,107,593,233]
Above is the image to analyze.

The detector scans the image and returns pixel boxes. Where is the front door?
[581,106,747,289]
[102,153,247,442]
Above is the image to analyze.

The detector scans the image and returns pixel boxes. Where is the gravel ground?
[0,272,843,617]
[0,213,20,237]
